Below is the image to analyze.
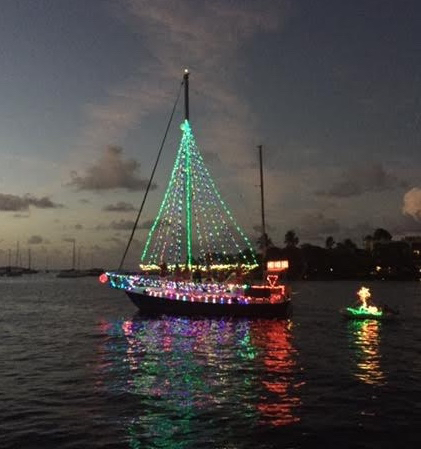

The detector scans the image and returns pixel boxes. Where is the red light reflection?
[251,320,302,426]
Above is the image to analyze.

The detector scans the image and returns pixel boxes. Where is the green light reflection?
[97,318,302,448]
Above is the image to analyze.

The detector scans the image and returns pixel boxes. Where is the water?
[1,275,421,448]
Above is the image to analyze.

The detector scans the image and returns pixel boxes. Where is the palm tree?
[373,228,392,242]
[325,236,335,249]
[284,230,299,248]
[337,238,357,252]
[257,233,273,252]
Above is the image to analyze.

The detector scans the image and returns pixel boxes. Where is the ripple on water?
[1,278,421,448]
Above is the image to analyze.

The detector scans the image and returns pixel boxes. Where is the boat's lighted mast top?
[184,69,189,121]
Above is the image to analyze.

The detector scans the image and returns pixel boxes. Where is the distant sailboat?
[56,239,86,278]
[4,242,23,276]
[23,248,38,274]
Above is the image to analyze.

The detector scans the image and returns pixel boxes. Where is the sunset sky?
[1,0,421,269]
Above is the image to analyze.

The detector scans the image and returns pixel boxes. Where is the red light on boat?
[99,273,108,284]
[267,274,279,287]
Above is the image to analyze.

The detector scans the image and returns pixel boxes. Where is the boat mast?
[184,69,189,121]
[184,69,193,269]
[258,145,267,264]
[72,240,76,270]
[15,241,20,266]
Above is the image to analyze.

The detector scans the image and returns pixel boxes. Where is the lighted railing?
[104,272,289,305]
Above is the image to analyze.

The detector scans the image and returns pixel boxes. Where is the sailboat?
[101,70,292,318]
[57,240,86,278]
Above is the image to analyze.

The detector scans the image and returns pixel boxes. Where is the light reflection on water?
[251,320,303,426]
[97,317,302,448]
[347,319,385,386]
[2,278,421,449]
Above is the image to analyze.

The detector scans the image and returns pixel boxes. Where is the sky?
[1,0,421,270]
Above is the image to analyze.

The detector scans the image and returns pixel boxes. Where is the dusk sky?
[1,0,421,269]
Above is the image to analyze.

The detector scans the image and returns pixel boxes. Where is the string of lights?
[140,120,258,271]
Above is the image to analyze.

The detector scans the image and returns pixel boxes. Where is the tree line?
[258,228,421,281]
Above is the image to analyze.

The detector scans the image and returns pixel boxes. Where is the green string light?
[184,121,193,268]
[140,119,257,270]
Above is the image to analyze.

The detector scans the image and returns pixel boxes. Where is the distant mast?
[72,240,76,270]
[15,241,20,266]
[258,145,267,260]
[77,247,81,270]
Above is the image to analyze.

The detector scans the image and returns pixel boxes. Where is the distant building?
[401,235,421,260]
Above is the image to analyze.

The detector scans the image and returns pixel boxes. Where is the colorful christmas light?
[141,120,258,271]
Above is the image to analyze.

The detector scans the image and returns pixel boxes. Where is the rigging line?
[118,78,184,271]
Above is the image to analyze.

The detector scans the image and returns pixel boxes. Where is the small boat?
[341,286,398,320]
[341,305,398,320]
[101,71,292,319]
[3,266,24,277]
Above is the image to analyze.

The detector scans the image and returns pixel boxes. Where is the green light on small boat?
[346,306,383,317]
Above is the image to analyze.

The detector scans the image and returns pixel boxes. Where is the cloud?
[94,218,138,231]
[402,187,421,221]
[108,236,125,245]
[382,214,421,236]
[77,1,287,163]
[0,193,63,211]
[202,151,222,167]
[103,201,136,212]
[110,219,135,230]
[252,223,276,235]
[316,163,407,198]
[124,0,281,64]
[68,146,155,191]
[138,219,154,229]
[299,212,341,240]
[78,77,171,154]
[28,235,43,245]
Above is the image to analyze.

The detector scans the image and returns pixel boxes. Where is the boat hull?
[126,291,292,319]
[341,307,397,321]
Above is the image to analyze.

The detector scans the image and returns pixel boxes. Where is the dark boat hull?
[341,307,398,321]
[126,291,292,319]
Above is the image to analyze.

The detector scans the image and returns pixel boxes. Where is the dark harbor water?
[1,275,421,449]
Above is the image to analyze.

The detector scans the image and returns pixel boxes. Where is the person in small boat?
[356,286,373,308]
